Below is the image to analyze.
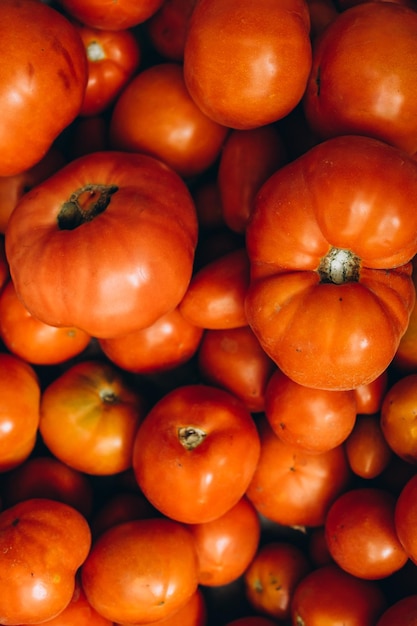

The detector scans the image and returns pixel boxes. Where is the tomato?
[146,0,198,61]
[0,498,91,625]
[197,325,276,413]
[39,359,147,475]
[264,368,357,453]
[116,588,207,626]
[243,541,311,621]
[394,257,417,373]
[74,23,141,117]
[0,353,40,473]
[5,151,198,339]
[56,0,165,30]
[0,456,94,519]
[290,564,387,626]
[132,384,261,524]
[344,415,392,479]
[245,135,417,390]
[99,306,203,375]
[376,594,417,626]
[186,496,261,587]
[109,63,228,179]
[81,517,199,624]
[179,248,250,330]
[0,279,91,365]
[353,370,388,415]
[217,125,288,234]
[303,2,417,156]
[246,418,351,527]
[0,0,87,177]
[183,0,312,129]
[380,374,417,463]
[395,473,417,564]
[325,488,408,580]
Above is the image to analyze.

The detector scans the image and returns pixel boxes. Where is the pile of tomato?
[2,0,417,624]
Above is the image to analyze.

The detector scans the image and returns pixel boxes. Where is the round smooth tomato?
[5,151,198,339]
[132,384,261,524]
[81,517,199,624]
[264,369,357,453]
[0,0,87,176]
[324,488,408,580]
[395,473,417,564]
[291,564,387,626]
[245,417,352,527]
[243,541,311,621]
[39,359,147,475]
[376,594,417,626]
[183,0,312,129]
[146,0,197,61]
[0,279,91,365]
[116,588,207,626]
[380,374,417,463]
[303,2,417,155]
[186,496,261,587]
[109,63,228,179]
[99,306,203,375]
[353,370,388,415]
[245,135,417,390]
[0,498,91,626]
[56,0,165,30]
[0,352,41,473]
[344,415,392,479]
[74,23,141,117]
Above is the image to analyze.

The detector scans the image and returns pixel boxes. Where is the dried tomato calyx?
[317,247,361,284]
[58,183,118,230]
[178,426,207,451]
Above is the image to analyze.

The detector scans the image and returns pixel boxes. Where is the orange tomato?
[344,415,392,479]
[380,374,417,463]
[146,0,197,61]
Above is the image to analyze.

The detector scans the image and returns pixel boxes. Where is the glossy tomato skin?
[353,370,388,415]
[75,23,141,117]
[81,517,199,624]
[245,135,417,390]
[380,374,417,463]
[303,2,417,155]
[183,0,312,129]
[290,564,387,626]
[5,151,198,339]
[344,415,392,479]
[56,0,165,30]
[109,63,228,179]
[132,384,261,524]
[0,498,92,626]
[0,0,87,176]
[39,360,147,475]
[395,474,417,564]
[324,488,408,580]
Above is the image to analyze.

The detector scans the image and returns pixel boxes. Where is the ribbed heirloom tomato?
[245,135,417,390]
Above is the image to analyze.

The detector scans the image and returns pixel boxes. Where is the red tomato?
[146,0,198,61]
[0,456,94,519]
[0,353,40,473]
[243,542,311,621]
[183,0,312,129]
[197,325,276,413]
[353,370,388,415]
[0,0,87,176]
[344,415,392,479]
[395,473,417,564]
[324,488,408,579]
[56,0,165,30]
[109,63,228,179]
[99,307,203,375]
[5,151,198,339]
[380,374,417,463]
[132,384,261,523]
[81,517,199,624]
[246,418,351,527]
[0,498,91,625]
[186,496,261,587]
[303,2,417,155]
[245,135,417,390]
[0,279,91,365]
[39,360,147,475]
[179,248,250,330]
[74,23,141,117]
[217,125,288,234]
[376,594,417,626]
[264,369,357,453]
[291,564,387,626]
[115,588,207,626]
